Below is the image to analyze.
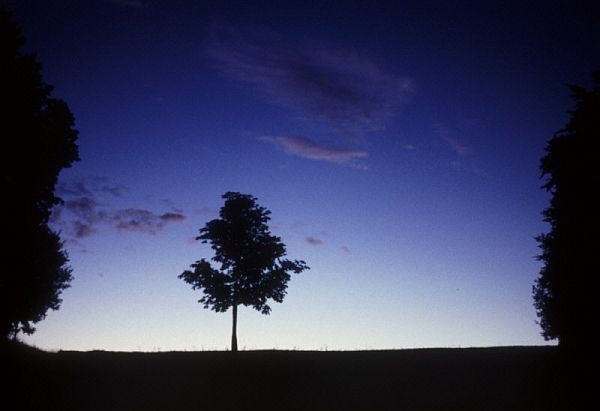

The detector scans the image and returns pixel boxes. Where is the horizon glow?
[8,0,598,352]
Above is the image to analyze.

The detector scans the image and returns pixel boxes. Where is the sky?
[6,0,600,351]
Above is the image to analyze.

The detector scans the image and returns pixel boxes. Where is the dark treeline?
[533,70,600,353]
[0,8,78,339]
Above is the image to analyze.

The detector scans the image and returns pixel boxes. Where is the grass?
[4,342,568,410]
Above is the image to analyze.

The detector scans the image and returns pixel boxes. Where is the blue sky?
[7,0,600,351]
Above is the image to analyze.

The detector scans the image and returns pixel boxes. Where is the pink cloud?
[263,136,367,166]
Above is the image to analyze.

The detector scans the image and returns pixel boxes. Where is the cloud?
[443,136,471,156]
[63,197,105,225]
[430,122,488,177]
[72,221,97,238]
[206,26,413,136]
[51,176,187,241]
[160,199,184,214]
[57,176,127,198]
[113,209,187,235]
[262,136,368,167]
[433,122,472,157]
[52,196,101,239]
[341,245,351,254]
[160,212,187,223]
[55,201,187,239]
[306,236,324,246]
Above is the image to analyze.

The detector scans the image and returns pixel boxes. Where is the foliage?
[0,9,79,338]
[179,192,308,350]
[533,70,600,348]
[180,192,308,314]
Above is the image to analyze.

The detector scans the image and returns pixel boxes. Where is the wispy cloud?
[306,236,324,246]
[261,136,368,167]
[57,176,127,198]
[433,122,472,157]
[206,25,413,136]
[431,123,488,176]
[51,176,187,242]
[72,221,97,238]
[443,136,471,156]
[113,209,187,235]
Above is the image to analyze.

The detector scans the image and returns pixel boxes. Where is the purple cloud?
[160,199,184,214]
[52,198,100,239]
[72,221,96,238]
[160,212,187,223]
[63,197,102,224]
[55,201,188,239]
[207,26,413,136]
[262,136,368,167]
[52,175,190,242]
[341,245,351,254]
[306,236,324,246]
[113,208,187,235]
[443,136,471,156]
[433,122,472,157]
[113,209,160,234]
[57,176,127,198]
[56,180,92,197]
[64,196,97,212]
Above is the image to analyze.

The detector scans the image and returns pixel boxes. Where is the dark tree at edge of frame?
[533,70,600,351]
[0,8,79,338]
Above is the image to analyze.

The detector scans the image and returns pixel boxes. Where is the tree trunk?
[231,304,238,352]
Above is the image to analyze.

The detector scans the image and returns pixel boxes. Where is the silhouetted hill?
[5,345,568,410]
[1,338,47,357]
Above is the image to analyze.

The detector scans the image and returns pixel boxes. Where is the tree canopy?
[0,9,79,338]
[179,192,308,351]
[533,70,600,349]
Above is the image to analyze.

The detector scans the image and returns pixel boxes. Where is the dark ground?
[3,342,573,410]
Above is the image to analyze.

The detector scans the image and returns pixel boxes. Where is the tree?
[533,70,600,350]
[0,9,79,338]
[179,192,308,351]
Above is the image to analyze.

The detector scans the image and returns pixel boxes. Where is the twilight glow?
[8,0,600,351]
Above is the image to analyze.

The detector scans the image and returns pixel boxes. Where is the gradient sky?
[7,0,600,351]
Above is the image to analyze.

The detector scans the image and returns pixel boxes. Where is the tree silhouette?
[1,9,79,338]
[533,70,600,350]
[179,192,308,351]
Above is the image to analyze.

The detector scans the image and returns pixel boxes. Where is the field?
[5,343,568,410]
